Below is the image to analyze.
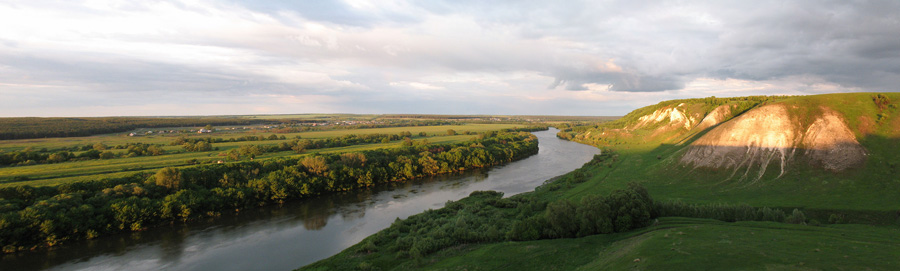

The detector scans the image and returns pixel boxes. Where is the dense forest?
[0,131,539,252]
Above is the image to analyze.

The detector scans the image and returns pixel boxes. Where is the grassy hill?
[302,93,900,270]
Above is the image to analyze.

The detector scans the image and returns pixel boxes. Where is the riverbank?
[2,128,602,271]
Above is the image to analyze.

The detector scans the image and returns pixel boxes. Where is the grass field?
[0,124,520,152]
[555,94,900,213]
[0,124,520,187]
[411,217,900,271]
[303,93,900,270]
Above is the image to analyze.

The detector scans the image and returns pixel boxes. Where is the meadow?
[416,218,900,270]
[0,124,524,187]
[0,119,546,252]
[303,93,900,270]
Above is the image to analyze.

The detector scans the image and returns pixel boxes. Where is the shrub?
[155,167,181,190]
[828,213,846,224]
[786,209,807,225]
[545,199,578,238]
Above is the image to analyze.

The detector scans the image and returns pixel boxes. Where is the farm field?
[0,124,524,187]
[0,124,520,152]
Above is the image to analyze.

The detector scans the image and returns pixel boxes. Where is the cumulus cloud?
[1,0,898,117]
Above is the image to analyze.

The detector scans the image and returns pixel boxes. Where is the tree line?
[323,183,656,268]
[0,142,168,167]
[0,131,539,253]
[0,117,272,140]
[305,150,821,270]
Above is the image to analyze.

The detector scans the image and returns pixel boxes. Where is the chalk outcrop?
[680,104,797,180]
[801,107,867,171]
[680,104,866,180]
[694,105,732,131]
[633,105,696,131]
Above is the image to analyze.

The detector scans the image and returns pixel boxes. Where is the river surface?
[4,128,600,271]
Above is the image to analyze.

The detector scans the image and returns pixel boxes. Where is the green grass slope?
[564,93,900,214]
[302,93,900,270]
[422,218,900,271]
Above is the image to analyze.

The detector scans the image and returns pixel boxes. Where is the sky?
[1,0,899,117]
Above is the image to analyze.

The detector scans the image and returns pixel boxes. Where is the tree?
[99,151,115,159]
[340,152,367,167]
[47,152,69,163]
[227,149,240,161]
[401,137,414,147]
[545,199,578,238]
[239,145,262,158]
[447,129,457,136]
[93,143,107,151]
[786,209,807,224]
[577,195,613,236]
[418,132,427,137]
[147,145,165,156]
[300,156,329,175]
[155,167,181,190]
[111,196,158,230]
[195,141,212,151]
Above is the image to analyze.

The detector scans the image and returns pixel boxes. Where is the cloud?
[1,0,898,117]
[389,81,444,90]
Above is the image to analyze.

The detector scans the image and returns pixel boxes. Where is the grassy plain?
[557,93,900,214]
[0,124,519,152]
[303,93,900,270]
[0,124,521,187]
[412,218,900,271]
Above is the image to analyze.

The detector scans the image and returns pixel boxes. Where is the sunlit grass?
[0,126,498,188]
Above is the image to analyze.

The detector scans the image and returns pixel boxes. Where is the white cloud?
[389,81,443,90]
[1,0,898,117]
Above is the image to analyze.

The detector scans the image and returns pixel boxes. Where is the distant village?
[126,120,385,137]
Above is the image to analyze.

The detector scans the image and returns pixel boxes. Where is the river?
[3,128,600,271]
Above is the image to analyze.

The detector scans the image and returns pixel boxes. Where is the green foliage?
[306,93,900,270]
[338,183,655,267]
[545,199,579,238]
[0,142,168,166]
[0,117,267,140]
[0,124,536,186]
[406,218,900,271]
[154,167,181,190]
[785,209,807,225]
[0,131,539,252]
[576,194,613,236]
[655,200,788,223]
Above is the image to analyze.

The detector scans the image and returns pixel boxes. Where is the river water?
[4,128,600,271]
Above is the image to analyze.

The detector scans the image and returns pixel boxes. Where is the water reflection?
[3,128,599,271]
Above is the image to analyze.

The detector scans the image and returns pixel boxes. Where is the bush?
[545,199,578,238]
[576,195,613,236]
[155,167,181,190]
[786,209,807,225]
[828,213,846,224]
[655,200,788,223]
